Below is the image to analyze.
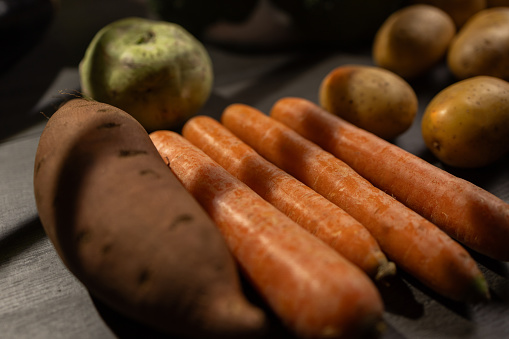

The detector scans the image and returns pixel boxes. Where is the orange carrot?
[270,97,509,262]
[149,130,385,339]
[181,115,395,280]
[221,103,489,303]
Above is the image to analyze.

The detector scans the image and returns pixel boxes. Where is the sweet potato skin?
[33,99,267,339]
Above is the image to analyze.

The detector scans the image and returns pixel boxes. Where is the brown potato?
[373,4,456,79]
[447,7,509,81]
[411,0,486,27]
[33,98,267,338]
[319,65,418,140]
[421,76,509,168]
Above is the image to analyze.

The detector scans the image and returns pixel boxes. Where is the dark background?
[1,1,508,338]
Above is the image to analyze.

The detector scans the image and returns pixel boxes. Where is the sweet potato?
[33,98,267,339]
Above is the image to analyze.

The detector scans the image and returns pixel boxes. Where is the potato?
[421,76,509,168]
[33,99,267,338]
[373,4,456,79]
[411,0,486,28]
[319,64,418,140]
[447,7,509,81]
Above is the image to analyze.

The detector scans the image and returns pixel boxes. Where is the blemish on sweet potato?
[76,229,92,245]
[34,157,45,176]
[139,168,160,178]
[119,149,148,157]
[102,243,113,255]
[98,122,122,129]
[96,107,116,113]
[138,268,151,285]
[169,214,194,230]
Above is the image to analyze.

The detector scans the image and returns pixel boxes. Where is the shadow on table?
[0,93,71,142]
[0,217,46,267]
[90,274,298,339]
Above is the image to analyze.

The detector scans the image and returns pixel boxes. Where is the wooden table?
[1,1,508,338]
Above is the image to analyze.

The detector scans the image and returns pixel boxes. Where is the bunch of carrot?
[150,129,385,339]
[148,97,509,338]
[269,97,509,262]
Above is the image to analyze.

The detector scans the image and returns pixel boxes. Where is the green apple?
[79,17,213,131]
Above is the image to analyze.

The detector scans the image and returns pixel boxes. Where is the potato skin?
[447,7,509,81]
[373,4,456,79]
[319,65,418,140]
[421,76,509,168]
[411,0,486,28]
[33,99,266,338]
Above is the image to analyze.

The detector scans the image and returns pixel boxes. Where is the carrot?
[270,97,509,262]
[181,115,395,280]
[221,103,489,303]
[149,130,385,339]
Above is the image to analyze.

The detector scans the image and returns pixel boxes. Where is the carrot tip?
[373,320,387,338]
[374,261,397,282]
[359,317,386,339]
[467,275,491,303]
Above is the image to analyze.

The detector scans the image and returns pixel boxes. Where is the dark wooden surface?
[1,1,509,338]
